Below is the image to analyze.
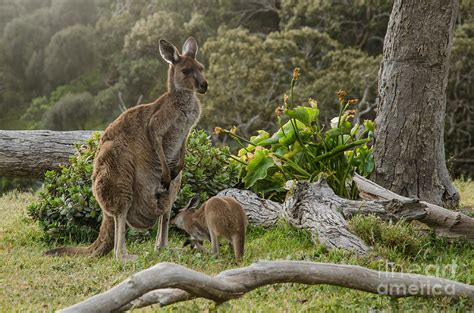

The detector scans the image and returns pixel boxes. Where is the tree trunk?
[0,130,95,178]
[374,0,460,209]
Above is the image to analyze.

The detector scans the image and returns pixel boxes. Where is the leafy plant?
[28,129,239,243]
[174,129,240,208]
[216,68,374,200]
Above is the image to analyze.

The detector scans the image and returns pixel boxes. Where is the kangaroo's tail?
[44,213,114,257]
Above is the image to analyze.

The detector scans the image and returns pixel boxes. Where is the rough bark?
[374,0,460,209]
[219,181,439,254]
[0,130,95,178]
[220,178,473,248]
[58,261,474,312]
[283,182,369,254]
[221,181,370,255]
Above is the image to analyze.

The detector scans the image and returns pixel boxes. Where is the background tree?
[0,0,23,31]
[50,0,98,29]
[0,0,473,188]
[373,0,460,208]
[445,21,474,176]
[44,25,97,86]
[42,92,94,130]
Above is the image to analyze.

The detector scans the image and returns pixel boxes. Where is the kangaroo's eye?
[181,69,192,75]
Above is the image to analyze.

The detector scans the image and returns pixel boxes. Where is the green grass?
[0,182,473,312]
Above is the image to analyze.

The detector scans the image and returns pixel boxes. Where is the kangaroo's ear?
[182,36,198,59]
[185,195,200,210]
[159,39,180,64]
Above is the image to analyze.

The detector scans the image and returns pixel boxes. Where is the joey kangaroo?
[45,37,207,261]
[172,196,248,263]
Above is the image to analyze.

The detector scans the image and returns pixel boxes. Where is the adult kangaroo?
[45,37,207,261]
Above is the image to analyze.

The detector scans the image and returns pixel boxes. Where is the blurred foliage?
[202,27,343,137]
[279,0,392,55]
[50,0,97,29]
[0,177,40,196]
[0,0,472,176]
[42,92,94,130]
[44,25,97,85]
[446,22,474,177]
[27,129,239,243]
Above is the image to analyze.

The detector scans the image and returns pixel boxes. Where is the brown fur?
[45,37,207,261]
[172,196,248,263]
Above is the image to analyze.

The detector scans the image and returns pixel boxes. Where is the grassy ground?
[0,181,473,312]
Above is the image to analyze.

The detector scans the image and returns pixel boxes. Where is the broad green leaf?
[243,150,274,188]
[259,120,306,146]
[250,130,270,145]
[251,173,286,194]
[285,106,319,126]
[278,130,296,146]
[364,154,375,174]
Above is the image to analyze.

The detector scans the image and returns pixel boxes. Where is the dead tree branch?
[354,174,474,243]
[58,261,474,312]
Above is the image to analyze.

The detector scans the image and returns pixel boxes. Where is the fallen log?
[219,178,474,252]
[58,260,474,312]
[0,130,94,178]
[354,174,474,243]
[219,180,433,255]
[282,181,369,254]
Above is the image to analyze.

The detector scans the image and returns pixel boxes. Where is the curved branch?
[58,261,474,312]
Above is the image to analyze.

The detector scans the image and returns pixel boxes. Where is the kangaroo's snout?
[198,81,208,94]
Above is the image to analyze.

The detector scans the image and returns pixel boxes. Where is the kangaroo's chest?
[163,99,201,159]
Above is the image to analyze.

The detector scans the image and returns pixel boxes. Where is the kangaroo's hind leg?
[231,234,245,264]
[114,212,137,262]
[209,230,220,255]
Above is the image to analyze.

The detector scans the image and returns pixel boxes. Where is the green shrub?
[217,69,374,200]
[28,129,239,243]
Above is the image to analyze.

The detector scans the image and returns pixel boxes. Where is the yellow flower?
[246,152,255,161]
[230,126,237,135]
[275,105,285,116]
[336,89,347,100]
[348,99,359,106]
[213,126,224,135]
[293,67,300,81]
